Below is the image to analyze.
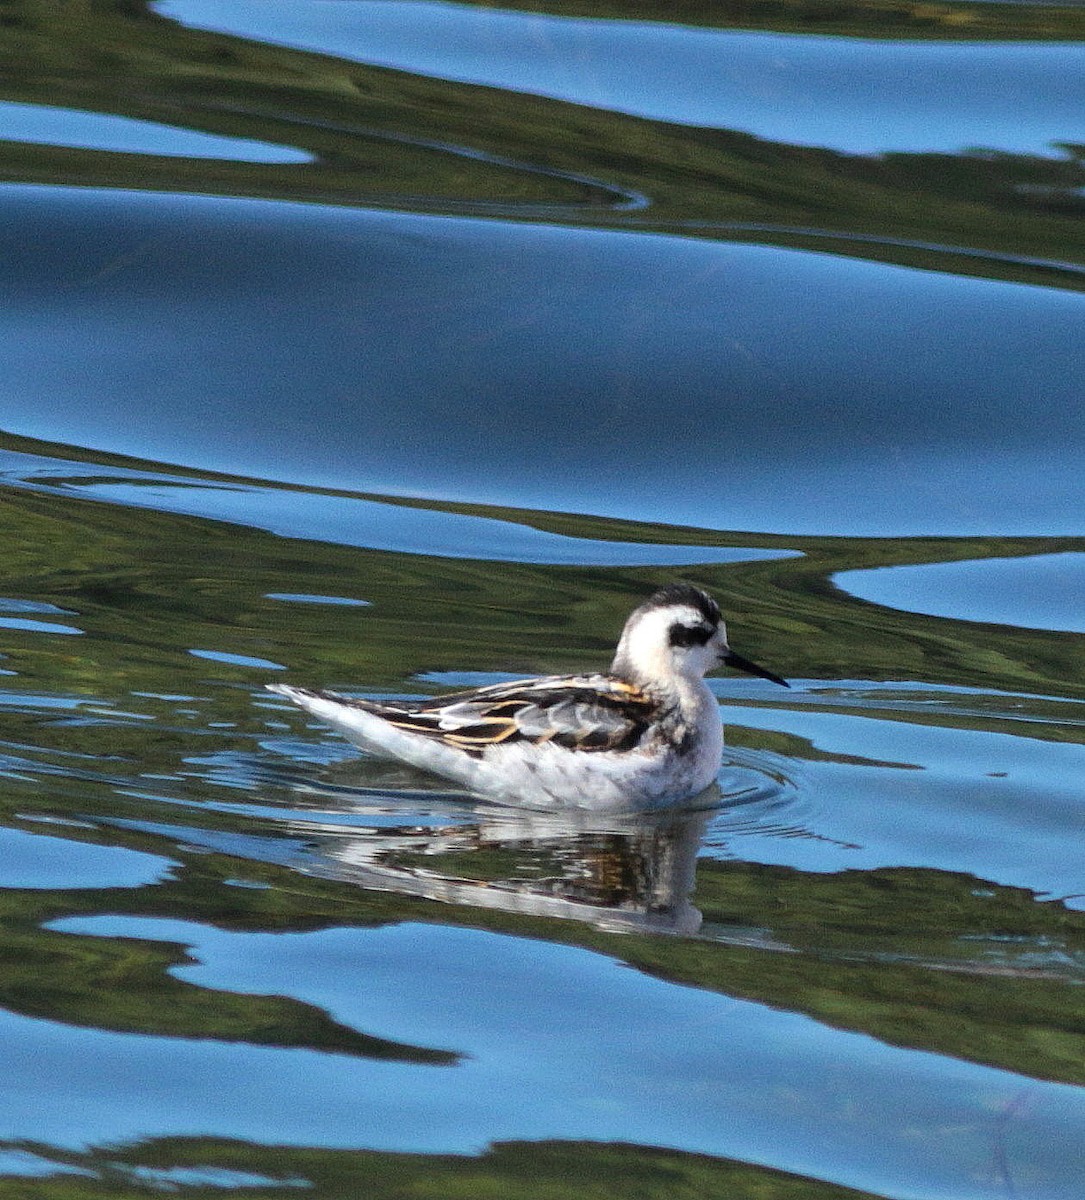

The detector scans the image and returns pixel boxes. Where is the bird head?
[611,583,788,689]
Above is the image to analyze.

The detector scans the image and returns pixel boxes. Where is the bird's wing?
[332,675,659,756]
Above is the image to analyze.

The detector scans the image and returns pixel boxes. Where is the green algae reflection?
[0,438,1081,1118]
[1,0,1083,289]
[0,1137,885,1199]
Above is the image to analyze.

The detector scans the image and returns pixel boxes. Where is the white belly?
[473,717,724,811]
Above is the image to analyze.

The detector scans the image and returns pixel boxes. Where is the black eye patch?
[669,622,714,648]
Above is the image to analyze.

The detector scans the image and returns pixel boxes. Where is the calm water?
[1,2,1084,1198]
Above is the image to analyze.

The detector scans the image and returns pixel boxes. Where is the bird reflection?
[289,797,712,935]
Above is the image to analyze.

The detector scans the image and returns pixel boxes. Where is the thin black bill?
[722,650,790,688]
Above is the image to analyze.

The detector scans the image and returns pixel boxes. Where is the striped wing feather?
[341,675,656,756]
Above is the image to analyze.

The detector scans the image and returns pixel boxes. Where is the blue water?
[0,445,799,564]
[157,0,1085,156]
[2,3,1085,1197]
[37,916,1085,1198]
[4,185,1083,536]
[0,826,176,889]
[0,99,311,162]
[266,594,372,606]
[717,696,1085,900]
[836,552,1085,632]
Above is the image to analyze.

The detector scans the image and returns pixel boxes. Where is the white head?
[610,584,788,690]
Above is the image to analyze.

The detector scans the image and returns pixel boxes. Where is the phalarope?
[267,583,788,811]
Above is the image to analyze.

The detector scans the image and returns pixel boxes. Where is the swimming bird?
[267,583,788,811]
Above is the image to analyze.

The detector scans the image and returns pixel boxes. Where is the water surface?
[158,0,1085,155]
[3,186,1083,535]
[0,2,1084,1197]
[837,552,1085,632]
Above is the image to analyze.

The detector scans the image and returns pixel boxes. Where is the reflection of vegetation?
[1,5,1082,1184]
[0,1136,884,1199]
[3,432,1084,704]
[1,1,1084,287]
[0,873,458,1065]
[726,725,920,769]
[0,434,1082,1088]
[689,861,1085,1083]
[464,0,1085,40]
[6,812,1083,1088]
